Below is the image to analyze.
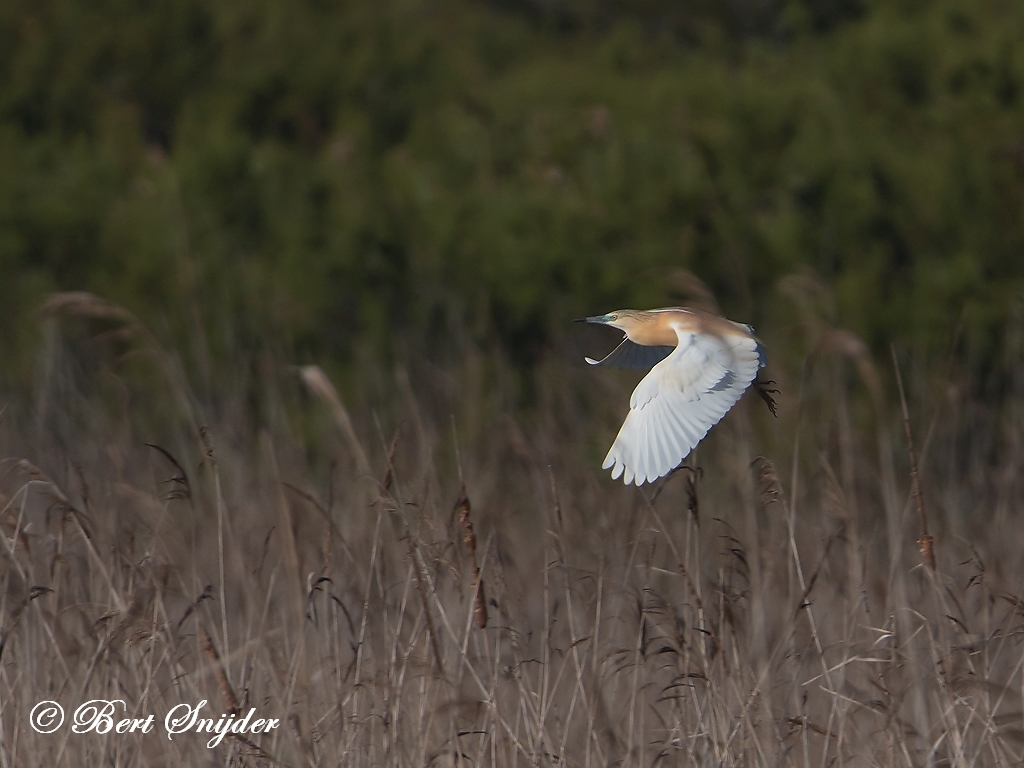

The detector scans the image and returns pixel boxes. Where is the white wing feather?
[602,327,763,485]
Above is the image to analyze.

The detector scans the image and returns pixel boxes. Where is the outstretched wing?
[585,338,675,370]
[603,328,764,485]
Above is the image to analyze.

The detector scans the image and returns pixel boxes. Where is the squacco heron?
[578,307,772,485]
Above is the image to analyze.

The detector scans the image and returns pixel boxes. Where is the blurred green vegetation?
[1,0,1022,389]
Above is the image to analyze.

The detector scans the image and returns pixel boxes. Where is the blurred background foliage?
[0,0,1022,397]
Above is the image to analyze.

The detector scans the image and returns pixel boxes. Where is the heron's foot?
[753,378,780,418]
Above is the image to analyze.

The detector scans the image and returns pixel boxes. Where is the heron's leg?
[752,377,780,417]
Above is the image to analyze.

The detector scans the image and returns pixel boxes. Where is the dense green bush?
[1,0,1022,386]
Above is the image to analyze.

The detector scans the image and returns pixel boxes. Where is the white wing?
[603,327,763,485]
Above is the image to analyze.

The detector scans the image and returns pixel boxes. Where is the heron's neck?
[624,313,682,347]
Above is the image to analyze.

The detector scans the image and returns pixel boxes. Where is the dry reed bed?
[0,297,1022,767]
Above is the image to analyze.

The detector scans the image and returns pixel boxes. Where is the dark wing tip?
[756,340,767,368]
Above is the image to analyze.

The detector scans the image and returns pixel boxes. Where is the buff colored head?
[574,309,653,340]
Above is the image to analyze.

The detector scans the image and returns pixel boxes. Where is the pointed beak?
[573,315,612,325]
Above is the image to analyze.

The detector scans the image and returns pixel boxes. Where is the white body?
[586,308,764,485]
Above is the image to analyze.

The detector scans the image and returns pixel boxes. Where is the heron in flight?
[577,308,774,485]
